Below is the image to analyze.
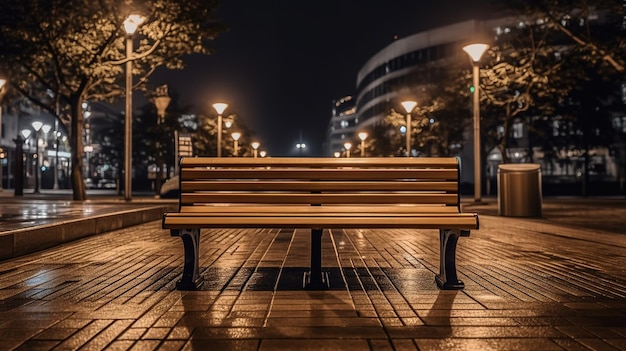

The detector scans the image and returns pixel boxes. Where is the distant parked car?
[98,179,116,189]
[84,178,97,189]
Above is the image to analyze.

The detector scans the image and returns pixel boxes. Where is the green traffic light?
[469,85,475,93]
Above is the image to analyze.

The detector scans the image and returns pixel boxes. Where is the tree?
[135,91,193,192]
[427,67,474,157]
[488,0,625,186]
[364,122,399,157]
[479,17,568,163]
[84,101,124,191]
[0,0,225,200]
[499,0,625,77]
[193,111,257,158]
[381,66,471,157]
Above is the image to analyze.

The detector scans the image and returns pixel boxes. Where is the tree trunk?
[70,97,86,201]
[500,103,512,163]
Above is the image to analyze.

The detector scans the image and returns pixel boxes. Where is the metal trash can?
[497,163,542,217]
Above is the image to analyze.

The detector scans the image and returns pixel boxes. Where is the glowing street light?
[251,141,260,158]
[401,101,417,157]
[296,143,306,156]
[123,14,145,201]
[212,103,228,157]
[343,142,352,158]
[231,132,241,156]
[358,132,368,157]
[463,43,489,203]
[21,129,32,140]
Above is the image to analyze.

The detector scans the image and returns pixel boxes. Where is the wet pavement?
[0,194,625,350]
[0,190,177,261]
[0,190,177,232]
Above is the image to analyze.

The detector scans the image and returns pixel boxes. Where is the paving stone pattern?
[1,208,626,350]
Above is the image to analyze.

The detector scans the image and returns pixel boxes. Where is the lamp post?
[463,43,489,203]
[251,142,260,158]
[231,132,241,156]
[53,122,60,190]
[344,142,352,158]
[41,124,52,191]
[21,129,32,194]
[153,85,171,196]
[0,78,6,191]
[123,14,145,201]
[212,103,228,157]
[401,101,417,157]
[358,132,368,157]
[31,121,44,194]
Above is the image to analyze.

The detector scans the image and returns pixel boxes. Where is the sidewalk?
[0,190,176,260]
[0,196,625,350]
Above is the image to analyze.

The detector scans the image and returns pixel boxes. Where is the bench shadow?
[421,290,458,337]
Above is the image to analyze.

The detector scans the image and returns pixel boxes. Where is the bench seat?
[164,207,478,229]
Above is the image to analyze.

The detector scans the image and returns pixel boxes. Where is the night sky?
[152,0,495,156]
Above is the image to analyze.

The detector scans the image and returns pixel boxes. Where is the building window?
[613,116,626,133]
[512,122,524,139]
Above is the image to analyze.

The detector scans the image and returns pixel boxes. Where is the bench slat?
[163,214,478,230]
[181,181,458,192]
[180,157,461,168]
[180,193,459,205]
[177,205,461,214]
[181,168,458,181]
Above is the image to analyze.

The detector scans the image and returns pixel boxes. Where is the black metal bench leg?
[304,228,330,289]
[435,229,468,290]
[172,228,204,290]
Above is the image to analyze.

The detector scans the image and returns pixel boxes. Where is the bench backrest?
[176,157,463,210]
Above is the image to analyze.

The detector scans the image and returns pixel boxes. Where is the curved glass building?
[354,19,503,130]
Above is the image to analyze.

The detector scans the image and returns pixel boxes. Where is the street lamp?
[31,121,44,194]
[344,142,352,158]
[358,132,368,157]
[20,129,32,193]
[123,14,145,201]
[296,143,306,156]
[153,85,171,196]
[463,43,489,203]
[401,101,417,157]
[41,125,52,190]
[212,103,228,157]
[21,130,32,142]
[0,78,6,191]
[251,141,260,158]
[231,132,241,156]
[52,125,61,190]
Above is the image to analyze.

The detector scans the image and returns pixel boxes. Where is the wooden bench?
[162,157,479,291]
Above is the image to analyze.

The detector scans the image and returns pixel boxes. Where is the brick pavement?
[0,198,625,350]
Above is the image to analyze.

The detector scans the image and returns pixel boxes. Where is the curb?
[0,205,170,261]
